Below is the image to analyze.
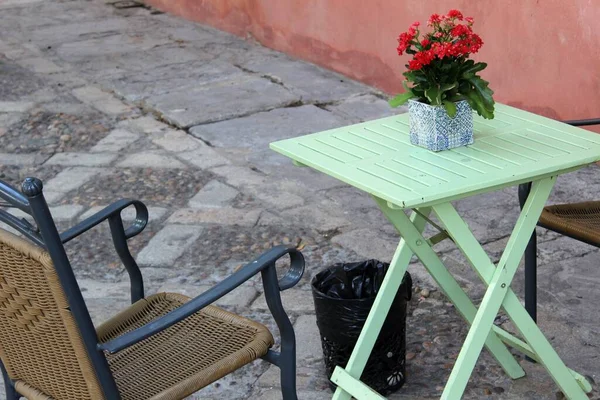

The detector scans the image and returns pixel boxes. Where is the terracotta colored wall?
[146,0,600,124]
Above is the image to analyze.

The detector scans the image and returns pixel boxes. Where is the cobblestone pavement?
[1,1,599,399]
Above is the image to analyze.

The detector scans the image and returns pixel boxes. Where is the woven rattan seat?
[97,293,274,400]
[539,201,600,246]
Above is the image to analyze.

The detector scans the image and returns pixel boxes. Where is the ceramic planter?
[407,99,473,151]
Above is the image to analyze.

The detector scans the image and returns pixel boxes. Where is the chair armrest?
[60,199,148,243]
[99,245,304,354]
[563,118,600,127]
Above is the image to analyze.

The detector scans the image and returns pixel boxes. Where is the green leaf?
[443,100,458,118]
[447,94,464,102]
[389,91,415,108]
[463,90,494,119]
[425,86,442,105]
[466,76,495,112]
[462,62,487,77]
[404,71,428,84]
[440,83,457,92]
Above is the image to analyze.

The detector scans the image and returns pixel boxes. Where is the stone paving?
[0,1,599,399]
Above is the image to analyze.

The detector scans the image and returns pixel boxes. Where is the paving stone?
[0,56,46,101]
[57,34,171,62]
[331,228,397,263]
[85,297,131,326]
[242,57,372,103]
[42,191,66,204]
[71,167,211,208]
[0,0,42,8]
[280,206,350,232]
[157,282,258,308]
[79,205,168,222]
[39,102,92,115]
[49,204,85,221]
[294,314,323,364]
[29,19,131,46]
[152,129,202,152]
[145,75,299,128]
[44,167,102,193]
[44,152,117,167]
[0,153,49,166]
[16,57,63,74]
[189,105,348,149]
[90,129,139,153]
[326,94,405,123]
[256,211,287,227]
[251,190,305,210]
[2,44,44,61]
[210,165,267,187]
[257,365,328,390]
[177,147,231,170]
[0,112,22,129]
[117,152,186,169]
[257,389,330,400]
[76,45,202,79]
[252,288,314,312]
[0,101,34,112]
[121,115,170,134]
[107,61,243,102]
[72,86,131,115]
[78,279,132,300]
[188,180,239,208]
[167,208,262,226]
[136,224,203,267]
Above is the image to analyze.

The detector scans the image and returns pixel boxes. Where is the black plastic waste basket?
[311,260,412,395]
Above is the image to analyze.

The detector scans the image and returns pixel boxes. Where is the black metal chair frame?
[0,177,305,400]
[518,117,600,323]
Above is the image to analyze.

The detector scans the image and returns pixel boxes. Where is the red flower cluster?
[396,21,420,55]
[396,9,482,71]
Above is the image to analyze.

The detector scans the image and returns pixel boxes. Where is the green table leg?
[331,208,429,400]
[434,196,591,396]
[375,199,525,381]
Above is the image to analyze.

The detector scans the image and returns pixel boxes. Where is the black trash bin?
[311,260,412,396]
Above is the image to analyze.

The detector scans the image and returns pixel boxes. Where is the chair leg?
[261,265,298,400]
[519,181,538,324]
[279,336,298,400]
[1,362,18,400]
[524,230,538,363]
[524,230,538,323]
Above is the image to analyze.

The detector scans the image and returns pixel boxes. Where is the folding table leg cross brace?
[331,176,592,400]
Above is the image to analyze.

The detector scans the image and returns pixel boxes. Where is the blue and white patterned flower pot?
[407,99,473,152]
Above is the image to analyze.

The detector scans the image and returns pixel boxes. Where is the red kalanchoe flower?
[428,13,442,26]
[447,9,463,20]
[408,49,435,70]
[421,38,430,47]
[396,21,422,55]
[396,31,415,55]
[465,16,474,25]
[450,24,471,37]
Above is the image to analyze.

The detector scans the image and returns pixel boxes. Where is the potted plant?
[389,10,495,151]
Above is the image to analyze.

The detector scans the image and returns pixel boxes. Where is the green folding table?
[270,103,598,399]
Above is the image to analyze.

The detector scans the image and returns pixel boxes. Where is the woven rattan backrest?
[0,228,105,399]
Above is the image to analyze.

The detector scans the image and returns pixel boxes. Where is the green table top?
[270,104,600,209]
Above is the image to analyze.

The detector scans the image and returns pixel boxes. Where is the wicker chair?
[518,117,600,322]
[0,177,305,400]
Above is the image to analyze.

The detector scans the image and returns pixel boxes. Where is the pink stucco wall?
[145,0,600,124]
